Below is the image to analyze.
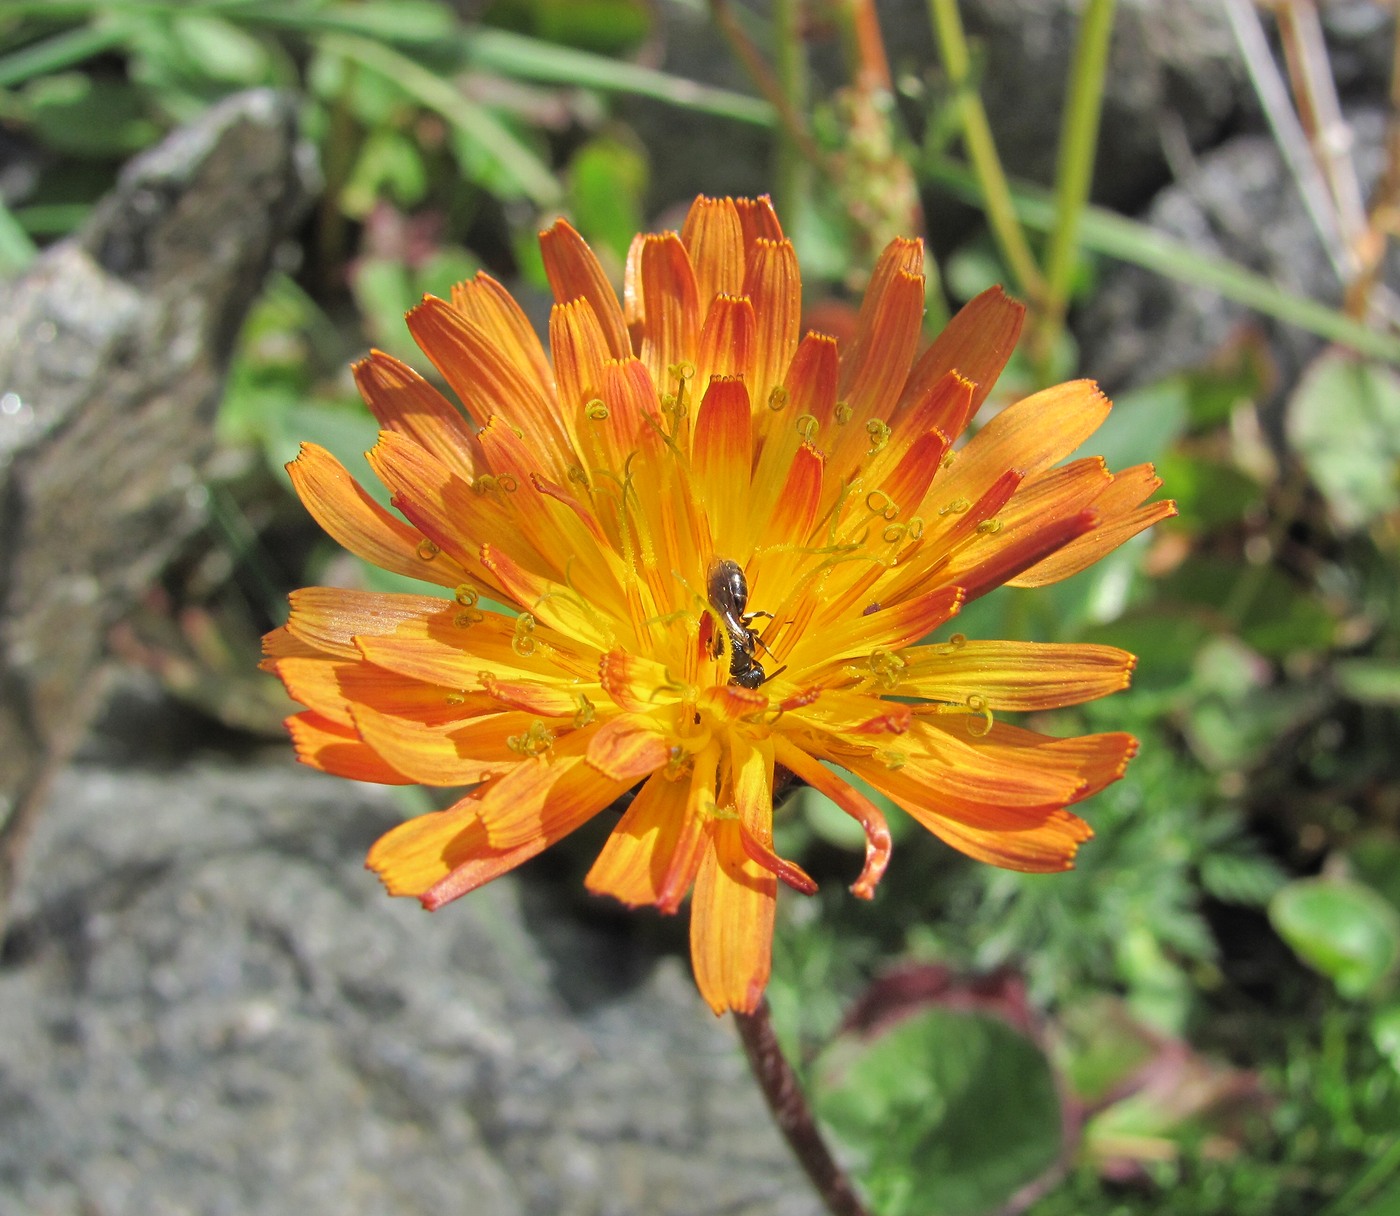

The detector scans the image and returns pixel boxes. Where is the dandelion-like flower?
[266,196,1174,1014]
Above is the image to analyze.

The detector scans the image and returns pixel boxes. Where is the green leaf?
[464,27,774,126]
[1156,453,1262,532]
[1336,660,1400,707]
[1159,555,1335,657]
[484,0,652,54]
[567,135,647,265]
[1370,1003,1400,1075]
[1270,877,1400,1000]
[342,126,429,215]
[1083,376,1190,471]
[19,72,159,158]
[0,199,37,274]
[813,1009,1062,1216]
[170,14,272,85]
[1287,350,1400,530]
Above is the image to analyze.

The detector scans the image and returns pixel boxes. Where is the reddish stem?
[733,998,871,1216]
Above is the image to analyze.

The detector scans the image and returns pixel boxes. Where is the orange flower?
[266,196,1175,1015]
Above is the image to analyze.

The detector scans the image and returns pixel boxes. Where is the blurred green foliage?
[5,1,1400,1214]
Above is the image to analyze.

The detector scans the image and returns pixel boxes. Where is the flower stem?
[927,0,1045,305]
[733,998,870,1216]
[1037,0,1117,381]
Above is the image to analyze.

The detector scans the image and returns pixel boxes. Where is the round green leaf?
[813,1009,1061,1216]
[1270,877,1400,999]
[1286,350,1400,531]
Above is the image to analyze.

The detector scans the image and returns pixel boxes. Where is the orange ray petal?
[405,295,574,474]
[366,428,541,591]
[637,232,700,391]
[681,195,746,309]
[1010,466,1176,587]
[901,286,1026,430]
[692,375,753,547]
[734,194,785,248]
[834,746,1094,873]
[350,700,526,786]
[539,217,631,359]
[286,710,414,784]
[277,656,491,729]
[694,294,756,386]
[287,443,466,588]
[450,271,553,399]
[791,585,963,672]
[756,441,823,555]
[478,732,631,850]
[689,815,776,1015]
[729,732,814,895]
[585,711,674,781]
[945,508,1101,603]
[549,297,610,424]
[744,237,801,404]
[897,640,1136,709]
[585,772,691,908]
[352,350,482,483]
[285,587,451,661]
[355,606,596,688]
[838,240,924,425]
[940,380,1112,505]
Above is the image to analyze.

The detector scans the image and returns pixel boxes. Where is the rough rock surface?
[0,681,818,1216]
[0,89,316,918]
[1077,106,1399,407]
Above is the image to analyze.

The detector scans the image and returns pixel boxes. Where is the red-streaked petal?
[352,350,482,483]
[902,286,1026,429]
[773,736,890,899]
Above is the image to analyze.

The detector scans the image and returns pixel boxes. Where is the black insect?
[706,557,782,689]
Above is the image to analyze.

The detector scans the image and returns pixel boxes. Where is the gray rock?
[0,90,317,920]
[0,705,818,1216]
[1077,106,1398,412]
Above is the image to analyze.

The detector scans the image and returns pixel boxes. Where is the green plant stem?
[926,0,1044,304]
[1037,0,1117,379]
[0,20,129,87]
[733,998,870,1216]
[924,155,1400,364]
[709,0,825,169]
[321,32,561,208]
[771,0,810,226]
